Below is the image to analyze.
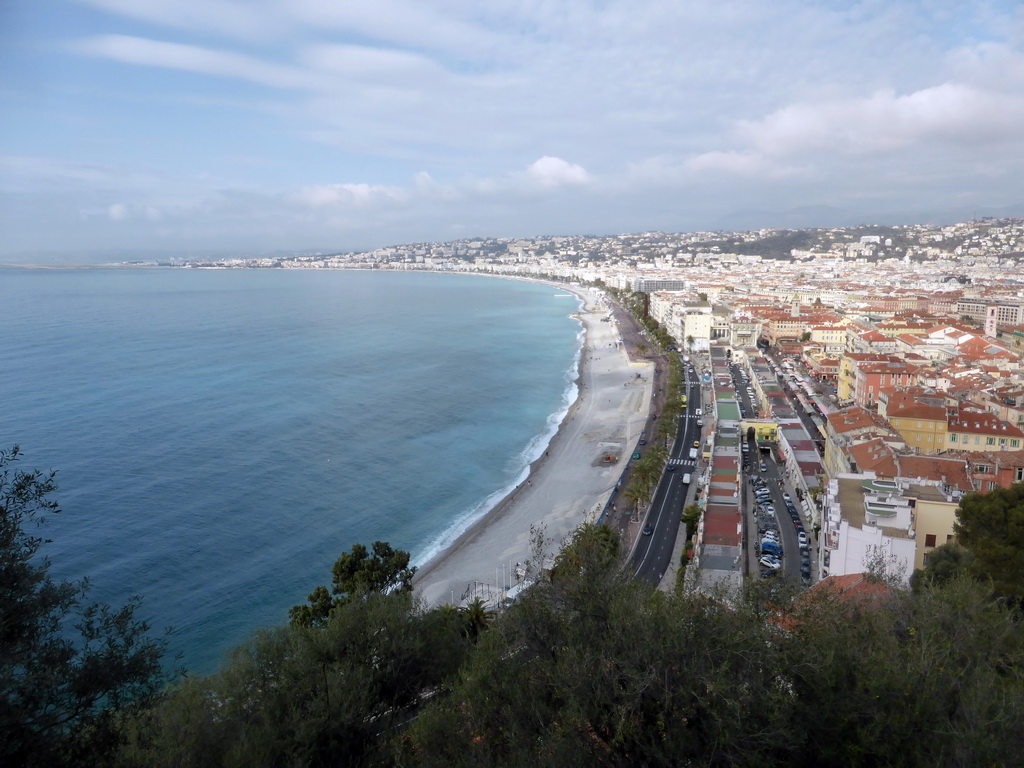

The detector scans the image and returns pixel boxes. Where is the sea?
[1,268,581,672]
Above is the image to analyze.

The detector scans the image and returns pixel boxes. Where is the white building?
[821,474,917,584]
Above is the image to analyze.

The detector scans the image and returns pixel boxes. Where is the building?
[821,474,917,584]
[884,390,949,454]
[946,407,1024,452]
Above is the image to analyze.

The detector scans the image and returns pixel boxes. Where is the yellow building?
[906,485,960,571]
[887,401,948,455]
[946,408,1024,452]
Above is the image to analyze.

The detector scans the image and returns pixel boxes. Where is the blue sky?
[2,0,1023,259]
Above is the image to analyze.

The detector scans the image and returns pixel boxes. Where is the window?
[1012,440,1021,448]
[988,481,999,491]
[1017,467,1024,482]
[925,534,936,547]
[987,437,996,445]
[947,535,954,542]
[949,433,958,443]
[975,464,991,474]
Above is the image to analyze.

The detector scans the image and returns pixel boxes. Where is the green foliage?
[551,523,622,582]
[461,597,495,642]
[400,565,1024,767]
[911,542,974,592]
[111,525,1024,767]
[290,541,416,628]
[954,482,1024,600]
[123,591,471,768]
[682,503,702,540]
[0,447,167,767]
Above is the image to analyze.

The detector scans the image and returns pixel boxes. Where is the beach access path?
[414,285,653,607]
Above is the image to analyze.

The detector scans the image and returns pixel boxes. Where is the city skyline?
[3,0,1023,259]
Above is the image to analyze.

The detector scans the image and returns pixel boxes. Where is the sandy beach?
[414,284,653,607]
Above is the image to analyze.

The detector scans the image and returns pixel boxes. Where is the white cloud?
[526,156,590,187]
[686,77,1024,180]
[740,83,1024,157]
[74,35,315,90]
[107,203,129,220]
[298,182,409,208]
[70,0,277,40]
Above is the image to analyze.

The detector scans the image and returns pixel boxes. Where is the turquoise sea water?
[1,269,580,672]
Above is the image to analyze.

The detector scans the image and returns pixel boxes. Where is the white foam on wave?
[413,291,585,571]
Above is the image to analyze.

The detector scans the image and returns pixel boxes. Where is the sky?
[2,0,1023,260]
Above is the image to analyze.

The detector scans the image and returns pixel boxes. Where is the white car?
[759,556,782,569]
[797,531,808,546]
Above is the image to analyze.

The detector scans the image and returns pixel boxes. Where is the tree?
[0,447,167,767]
[800,331,812,342]
[127,591,471,768]
[289,541,416,628]
[461,597,495,642]
[954,482,1024,600]
[911,542,973,591]
[682,503,702,540]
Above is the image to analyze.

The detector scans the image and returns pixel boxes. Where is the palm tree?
[461,597,494,642]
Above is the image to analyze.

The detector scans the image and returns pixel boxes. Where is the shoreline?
[414,282,653,607]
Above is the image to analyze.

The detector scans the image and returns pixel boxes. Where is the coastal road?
[631,359,702,584]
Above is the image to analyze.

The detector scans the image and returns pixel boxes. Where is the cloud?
[107,202,129,220]
[526,156,590,188]
[70,0,277,40]
[298,182,408,208]
[687,79,1024,179]
[741,84,1024,156]
[74,35,314,90]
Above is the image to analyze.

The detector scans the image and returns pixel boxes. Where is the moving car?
[642,524,654,536]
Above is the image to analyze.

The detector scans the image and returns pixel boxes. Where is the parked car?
[759,556,782,570]
[760,462,768,472]
[797,531,808,546]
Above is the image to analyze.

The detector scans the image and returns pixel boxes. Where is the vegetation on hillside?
[1,447,168,768]
[6,445,1024,768]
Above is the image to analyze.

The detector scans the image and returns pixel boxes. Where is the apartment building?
[946,407,1024,452]
[821,474,917,585]
[885,390,949,454]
